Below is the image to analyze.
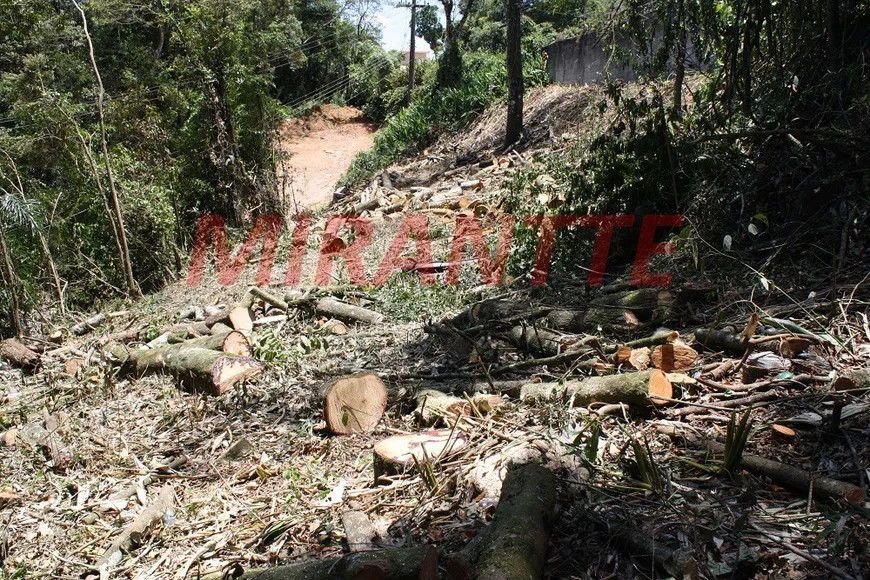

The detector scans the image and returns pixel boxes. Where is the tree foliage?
[0,0,393,330]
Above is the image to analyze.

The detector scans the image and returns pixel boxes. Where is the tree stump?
[373,429,469,484]
[323,374,388,435]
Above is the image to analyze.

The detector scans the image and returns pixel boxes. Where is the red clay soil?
[277,105,376,212]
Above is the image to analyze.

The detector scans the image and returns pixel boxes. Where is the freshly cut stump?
[651,340,698,371]
[374,429,469,484]
[771,424,797,441]
[323,374,388,435]
[222,331,253,357]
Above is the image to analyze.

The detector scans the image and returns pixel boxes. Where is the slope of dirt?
[277,105,376,212]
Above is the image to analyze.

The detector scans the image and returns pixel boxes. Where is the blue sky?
[376,4,434,53]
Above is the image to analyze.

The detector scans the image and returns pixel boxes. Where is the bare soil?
[277,105,376,212]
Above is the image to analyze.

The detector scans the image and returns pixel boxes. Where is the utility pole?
[505,0,523,146]
[409,0,417,98]
[396,1,418,102]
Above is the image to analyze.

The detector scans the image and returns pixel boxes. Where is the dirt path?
[277,106,376,212]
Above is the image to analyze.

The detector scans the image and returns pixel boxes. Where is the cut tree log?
[650,340,698,371]
[695,328,775,355]
[415,389,504,425]
[494,370,672,407]
[708,440,865,504]
[449,289,674,336]
[322,374,388,435]
[229,306,255,333]
[658,425,865,504]
[93,485,174,574]
[201,545,437,580]
[447,463,555,580]
[305,296,384,325]
[222,331,254,357]
[0,338,41,369]
[249,287,385,325]
[71,313,107,335]
[373,429,469,483]
[169,328,251,357]
[107,343,263,395]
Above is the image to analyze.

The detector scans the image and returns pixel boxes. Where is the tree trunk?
[827,0,842,74]
[408,0,417,102]
[504,0,523,147]
[672,0,687,113]
[72,0,140,298]
[107,343,264,395]
[0,222,22,337]
[447,463,555,580]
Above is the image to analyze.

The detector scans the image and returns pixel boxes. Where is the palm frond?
[0,190,38,233]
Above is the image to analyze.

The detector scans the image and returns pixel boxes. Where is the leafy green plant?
[722,410,753,474]
[630,434,666,494]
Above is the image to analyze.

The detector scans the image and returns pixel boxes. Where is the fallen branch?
[657,425,865,504]
[695,328,775,355]
[609,524,697,578]
[201,545,437,580]
[447,463,555,580]
[94,485,174,573]
[71,313,106,336]
[247,287,385,325]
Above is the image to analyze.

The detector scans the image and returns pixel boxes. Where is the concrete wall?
[544,28,706,85]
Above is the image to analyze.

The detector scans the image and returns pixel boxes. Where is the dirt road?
[277,105,376,212]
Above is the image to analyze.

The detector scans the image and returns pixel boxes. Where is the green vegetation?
[0,0,867,330]
[0,0,396,328]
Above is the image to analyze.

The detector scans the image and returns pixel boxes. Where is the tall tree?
[504,0,523,146]
[436,0,476,88]
[72,0,141,298]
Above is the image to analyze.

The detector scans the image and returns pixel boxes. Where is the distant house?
[543,27,708,85]
[401,49,429,67]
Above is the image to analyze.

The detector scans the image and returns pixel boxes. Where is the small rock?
[220,437,254,461]
[81,512,99,525]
